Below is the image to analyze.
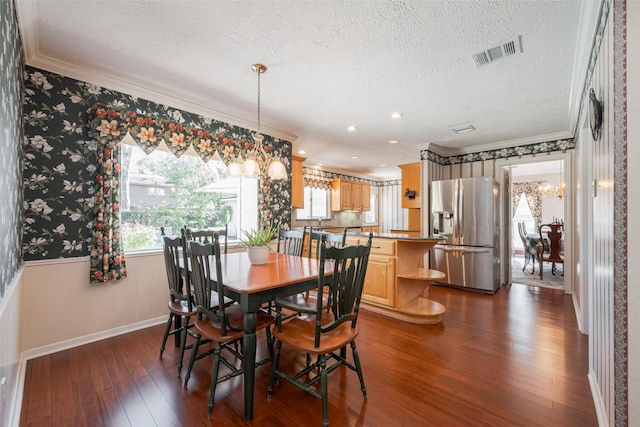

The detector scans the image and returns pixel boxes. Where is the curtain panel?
[87,103,289,283]
[511,181,544,228]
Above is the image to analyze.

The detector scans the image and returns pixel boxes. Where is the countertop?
[347,232,444,241]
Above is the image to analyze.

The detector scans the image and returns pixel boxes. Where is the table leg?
[243,311,257,421]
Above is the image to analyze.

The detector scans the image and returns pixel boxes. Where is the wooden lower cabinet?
[361,253,395,308]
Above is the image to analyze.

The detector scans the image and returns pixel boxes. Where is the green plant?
[239,224,278,246]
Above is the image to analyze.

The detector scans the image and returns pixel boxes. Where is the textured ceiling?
[16,0,601,179]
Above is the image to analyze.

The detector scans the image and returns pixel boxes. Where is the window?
[363,186,377,224]
[296,186,330,220]
[120,142,257,251]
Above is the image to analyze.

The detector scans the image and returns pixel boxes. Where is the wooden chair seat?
[194,304,273,344]
[272,316,357,354]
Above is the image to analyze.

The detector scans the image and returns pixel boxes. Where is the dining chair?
[517,222,536,274]
[537,223,564,279]
[186,224,228,254]
[185,237,274,418]
[276,226,307,256]
[159,230,195,377]
[307,228,347,259]
[267,233,373,427]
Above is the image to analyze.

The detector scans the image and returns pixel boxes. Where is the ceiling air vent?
[472,37,521,67]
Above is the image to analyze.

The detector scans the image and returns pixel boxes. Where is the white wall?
[0,269,23,427]
[20,253,168,356]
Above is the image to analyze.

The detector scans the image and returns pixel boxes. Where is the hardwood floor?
[20,283,597,426]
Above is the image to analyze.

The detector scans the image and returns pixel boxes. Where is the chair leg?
[267,340,282,400]
[265,327,274,361]
[351,341,367,399]
[319,354,329,427]
[208,343,222,419]
[159,313,174,357]
[177,315,190,376]
[184,335,201,387]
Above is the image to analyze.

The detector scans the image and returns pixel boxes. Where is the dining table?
[192,250,331,421]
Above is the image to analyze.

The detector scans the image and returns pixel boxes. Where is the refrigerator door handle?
[438,245,492,254]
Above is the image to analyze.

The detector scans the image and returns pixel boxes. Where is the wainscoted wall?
[0,0,24,425]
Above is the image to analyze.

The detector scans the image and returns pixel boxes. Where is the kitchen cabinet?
[291,155,305,208]
[331,179,352,211]
[399,162,421,209]
[347,234,445,324]
[331,179,371,211]
[361,225,379,233]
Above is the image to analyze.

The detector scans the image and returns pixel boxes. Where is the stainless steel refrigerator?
[430,177,500,293]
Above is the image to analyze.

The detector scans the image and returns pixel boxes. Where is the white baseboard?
[22,316,166,361]
[588,371,608,427]
[9,316,166,427]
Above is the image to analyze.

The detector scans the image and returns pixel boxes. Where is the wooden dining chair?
[185,237,274,418]
[307,228,347,259]
[537,223,564,279]
[186,224,228,254]
[159,230,195,377]
[267,233,373,427]
[276,226,307,256]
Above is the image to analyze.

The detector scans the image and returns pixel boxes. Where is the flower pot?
[247,246,269,265]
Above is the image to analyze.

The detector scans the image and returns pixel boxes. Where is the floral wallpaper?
[0,0,25,300]
[421,138,576,165]
[23,66,292,261]
[302,166,383,189]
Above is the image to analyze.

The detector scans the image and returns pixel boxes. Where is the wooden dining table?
[198,250,331,421]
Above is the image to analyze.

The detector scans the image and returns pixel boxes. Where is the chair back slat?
[313,233,373,347]
[307,228,347,259]
[276,226,307,256]
[189,236,239,337]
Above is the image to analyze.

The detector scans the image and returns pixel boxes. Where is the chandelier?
[226,63,287,180]
[539,162,564,199]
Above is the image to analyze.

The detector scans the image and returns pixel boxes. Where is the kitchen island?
[345,232,446,324]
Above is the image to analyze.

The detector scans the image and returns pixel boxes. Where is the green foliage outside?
[122,151,231,250]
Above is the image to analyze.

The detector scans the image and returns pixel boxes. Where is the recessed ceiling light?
[391,112,403,119]
[451,124,476,134]
[352,156,359,159]
[314,164,323,168]
[389,139,399,144]
[347,125,357,131]
[379,164,387,167]
[298,150,306,155]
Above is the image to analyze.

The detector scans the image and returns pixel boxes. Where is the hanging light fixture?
[539,162,565,199]
[226,63,287,180]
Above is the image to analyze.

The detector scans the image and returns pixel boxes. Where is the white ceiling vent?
[472,37,522,67]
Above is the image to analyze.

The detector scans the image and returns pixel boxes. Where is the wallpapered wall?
[22,66,292,261]
[0,0,25,300]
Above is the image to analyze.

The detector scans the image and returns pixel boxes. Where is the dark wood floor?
[20,283,597,426]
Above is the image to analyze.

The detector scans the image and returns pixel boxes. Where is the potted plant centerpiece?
[240,223,278,265]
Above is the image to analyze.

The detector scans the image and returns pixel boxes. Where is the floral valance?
[88,103,281,165]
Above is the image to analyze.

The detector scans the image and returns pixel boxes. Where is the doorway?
[497,153,572,292]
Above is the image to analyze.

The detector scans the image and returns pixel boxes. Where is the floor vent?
[473,37,521,67]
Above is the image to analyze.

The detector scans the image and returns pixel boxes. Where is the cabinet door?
[399,162,420,209]
[361,254,395,308]
[341,181,352,209]
[361,184,371,211]
[351,182,362,210]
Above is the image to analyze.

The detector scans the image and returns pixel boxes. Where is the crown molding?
[421,130,573,157]
[15,1,297,143]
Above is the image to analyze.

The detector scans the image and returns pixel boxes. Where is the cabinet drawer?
[370,238,396,256]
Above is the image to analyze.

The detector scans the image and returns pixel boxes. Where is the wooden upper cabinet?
[398,162,421,209]
[331,179,352,211]
[331,179,371,211]
[361,183,371,211]
[291,155,305,208]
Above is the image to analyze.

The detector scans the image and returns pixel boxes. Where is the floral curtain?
[512,181,544,228]
[87,103,288,283]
